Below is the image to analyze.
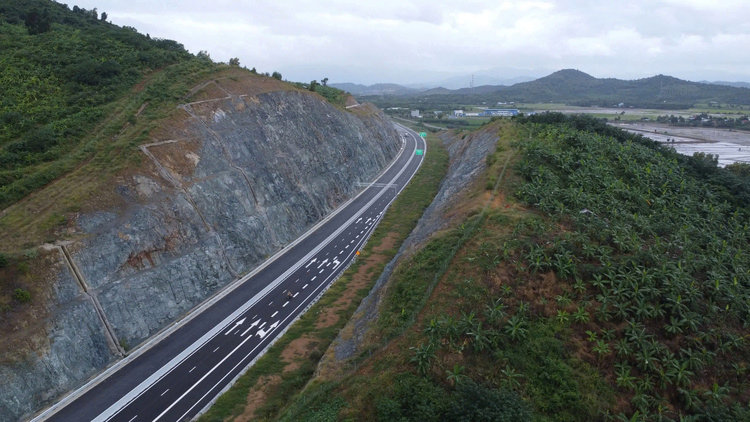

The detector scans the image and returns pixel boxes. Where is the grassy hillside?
[266,116,750,421]
[0,0,207,209]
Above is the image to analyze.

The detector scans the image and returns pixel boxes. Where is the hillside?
[0,3,403,420]
[238,115,750,421]
[0,0,207,210]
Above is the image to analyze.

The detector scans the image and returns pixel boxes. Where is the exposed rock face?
[1,79,400,421]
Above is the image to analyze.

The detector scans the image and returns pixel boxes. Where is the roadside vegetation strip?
[378,134,515,342]
[196,135,448,422]
[276,122,547,421]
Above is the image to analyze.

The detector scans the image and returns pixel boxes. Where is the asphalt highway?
[41,123,425,422]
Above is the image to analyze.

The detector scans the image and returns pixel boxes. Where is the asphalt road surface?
[39,123,425,422]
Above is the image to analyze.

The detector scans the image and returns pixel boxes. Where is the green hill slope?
[266,116,750,421]
[0,0,206,209]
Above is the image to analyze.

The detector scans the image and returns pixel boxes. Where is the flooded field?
[611,122,750,166]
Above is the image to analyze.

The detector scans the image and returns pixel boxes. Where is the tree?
[445,364,466,387]
[322,77,328,87]
[309,80,319,92]
[410,343,436,376]
[271,71,282,80]
[229,57,240,66]
[250,67,257,74]
[24,8,51,35]
[100,12,108,22]
[197,50,212,62]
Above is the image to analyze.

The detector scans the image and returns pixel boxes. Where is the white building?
[453,110,464,117]
[410,110,421,118]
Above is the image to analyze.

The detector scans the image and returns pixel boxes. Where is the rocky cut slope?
[0,74,400,421]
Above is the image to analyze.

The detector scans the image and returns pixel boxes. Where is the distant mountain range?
[335,69,750,108]
[702,81,750,89]
[328,83,419,96]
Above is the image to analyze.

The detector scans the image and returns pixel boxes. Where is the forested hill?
[367,69,750,109]
[495,69,750,107]
[0,0,205,208]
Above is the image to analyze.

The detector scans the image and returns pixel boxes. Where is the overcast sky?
[69,0,750,86]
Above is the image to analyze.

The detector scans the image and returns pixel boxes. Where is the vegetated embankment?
[274,114,750,421]
[0,72,400,422]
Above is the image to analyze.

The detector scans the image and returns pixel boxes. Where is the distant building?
[410,109,421,118]
[481,108,519,117]
[453,110,465,117]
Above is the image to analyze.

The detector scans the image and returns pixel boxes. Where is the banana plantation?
[410,115,750,420]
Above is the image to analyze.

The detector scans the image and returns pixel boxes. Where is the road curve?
[38,123,426,422]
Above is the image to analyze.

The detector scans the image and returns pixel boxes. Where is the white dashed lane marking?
[303,283,308,289]
[271,311,278,318]
[161,389,169,397]
[213,347,220,353]
[189,366,196,373]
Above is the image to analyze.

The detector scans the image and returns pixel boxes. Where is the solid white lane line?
[271,311,278,318]
[100,130,421,422]
[160,389,169,396]
[189,366,196,373]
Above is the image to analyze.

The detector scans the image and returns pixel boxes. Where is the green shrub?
[13,288,31,303]
[445,380,532,422]
[0,253,8,268]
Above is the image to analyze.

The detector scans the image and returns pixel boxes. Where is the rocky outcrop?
[1,77,400,421]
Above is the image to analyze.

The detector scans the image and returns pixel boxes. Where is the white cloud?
[66,0,750,84]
